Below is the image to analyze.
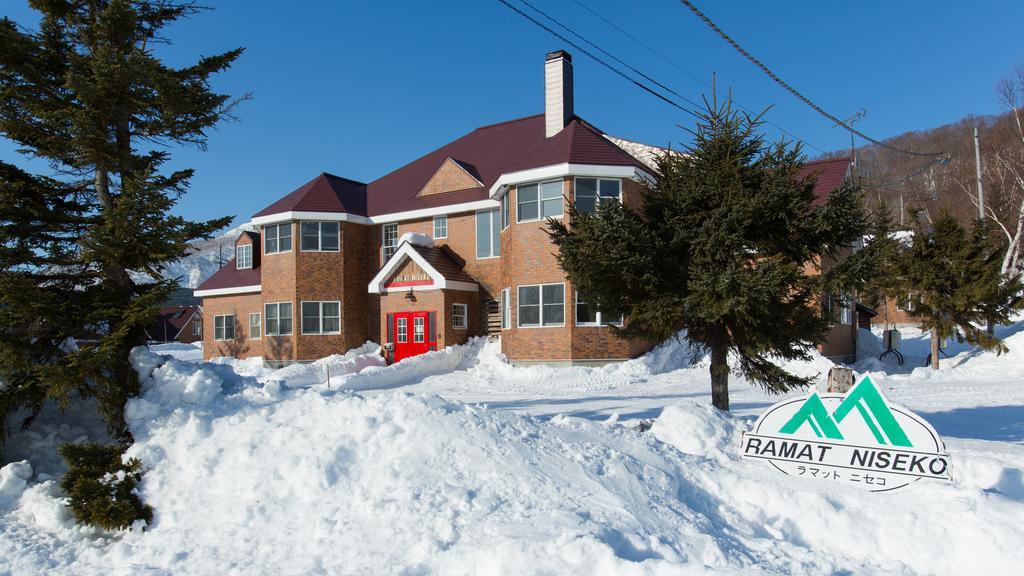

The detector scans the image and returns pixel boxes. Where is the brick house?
[195,50,859,366]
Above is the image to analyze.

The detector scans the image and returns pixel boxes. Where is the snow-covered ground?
[1,325,1023,574]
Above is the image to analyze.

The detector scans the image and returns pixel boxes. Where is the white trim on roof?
[488,163,655,199]
[370,199,500,223]
[193,284,262,298]
[251,211,372,226]
[251,200,500,227]
[367,242,478,294]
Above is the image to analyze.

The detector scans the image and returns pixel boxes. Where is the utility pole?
[974,126,985,220]
[833,109,867,171]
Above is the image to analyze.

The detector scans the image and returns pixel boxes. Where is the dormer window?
[236,244,253,269]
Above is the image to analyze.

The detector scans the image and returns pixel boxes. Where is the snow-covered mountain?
[150,223,252,289]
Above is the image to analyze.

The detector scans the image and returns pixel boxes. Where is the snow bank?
[1,339,1022,575]
[399,231,434,248]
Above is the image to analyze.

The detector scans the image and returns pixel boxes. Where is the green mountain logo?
[777,376,912,447]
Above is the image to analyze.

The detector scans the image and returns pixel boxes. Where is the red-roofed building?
[195,50,859,366]
[148,306,203,344]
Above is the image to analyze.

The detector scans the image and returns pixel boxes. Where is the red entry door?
[392,311,435,362]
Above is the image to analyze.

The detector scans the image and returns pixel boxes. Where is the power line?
[494,0,699,118]
[518,0,704,112]
[677,0,947,158]
[568,0,829,155]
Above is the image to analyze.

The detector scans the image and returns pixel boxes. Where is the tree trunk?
[930,329,940,369]
[710,343,730,411]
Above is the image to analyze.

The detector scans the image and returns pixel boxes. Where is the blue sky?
[2,0,1022,230]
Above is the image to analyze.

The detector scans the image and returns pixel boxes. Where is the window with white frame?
[476,209,500,259]
[575,291,623,326]
[839,291,852,325]
[264,302,293,336]
[517,180,563,222]
[396,317,408,343]
[300,221,340,252]
[574,178,621,215]
[249,313,261,340]
[301,301,340,335]
[192,318,202,336]
[517,283,565,327]
[452,303,468,329]
[501,287,511,329]
[264,223,293,255]
[433,215,448,239]
[501,193,510,229]
[382,223,399,262]
[236,244,253,269]
[897,292,917,312]
[214,315,235,341]
[414,316,425,342]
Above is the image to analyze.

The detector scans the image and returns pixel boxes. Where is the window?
[397,317,408,343]
[839,291,852,325]
[301,301,341,335]
[575,178,621,214]
[501,287,511,329]
[897,292,917,312]
[517,180,563,222]
[517,283,565,327]
[300,221,340,252]
[501,193,510,229]
[383,223,399,262]
[414,316,425,343]
[264,302,293,336]
[264,223,292,255]
[192,319,202,336]
[452,303,468,330]
[433,215,448,239]
[575,292,623,326]
[822,293,852,324]
[249,313,261,340]
[214,315,235,341]
[476,209,501,259]
[236,244,253,269]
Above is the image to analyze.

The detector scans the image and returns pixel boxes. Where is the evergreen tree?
[900,214,1022,369]
[0,0,241,442]
[548,98,873,410]
[0,162,93,441]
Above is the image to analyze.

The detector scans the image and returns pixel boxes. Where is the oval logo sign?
[741,376,951,492]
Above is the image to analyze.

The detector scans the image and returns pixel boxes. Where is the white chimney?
[544,50,573,138]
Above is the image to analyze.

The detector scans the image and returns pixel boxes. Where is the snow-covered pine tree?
[548,96,873,410]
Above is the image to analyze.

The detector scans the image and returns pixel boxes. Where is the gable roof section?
[194,259,262,297]
[253,172,367,218]
[417,157,485,197]
[799,157,852,206]
[368,242,478,293]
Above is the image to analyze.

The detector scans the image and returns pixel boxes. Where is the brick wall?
[203,293,264,360]
[417,158,482,197]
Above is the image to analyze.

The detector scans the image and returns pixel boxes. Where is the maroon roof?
[506,118,648,173]
[800,157,851,206]
[195,258,262,292]
[149,306,199,341]
[409,244,478,284]
[253,173,367,218]
[365,114,646,216]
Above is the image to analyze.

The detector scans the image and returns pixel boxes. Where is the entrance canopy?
[368,241,479,294]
